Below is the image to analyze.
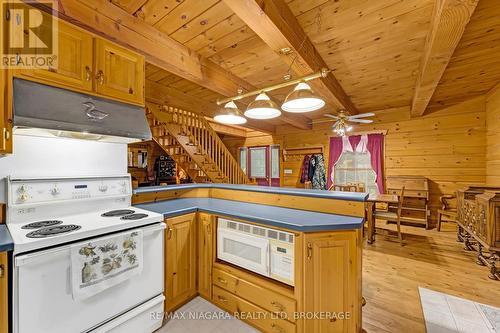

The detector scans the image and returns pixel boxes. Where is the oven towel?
[70,229,143,300]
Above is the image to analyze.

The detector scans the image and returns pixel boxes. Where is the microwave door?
[217,228,269,276]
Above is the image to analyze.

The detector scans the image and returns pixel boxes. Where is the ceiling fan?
[324,110,375,136]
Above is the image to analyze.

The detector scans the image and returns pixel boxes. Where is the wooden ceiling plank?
[222,0,358,115]
[411,0,480,117]
[135,0,186,26]
[110,0,148,15]
[154,0,218,35]
[169,1,233,44]
[146,79,275,134]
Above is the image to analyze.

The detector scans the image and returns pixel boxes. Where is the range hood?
[13,78,152,143]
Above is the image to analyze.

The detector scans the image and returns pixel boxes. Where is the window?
[249,147,267,178]
[239,147,247,174]
[334,151,378,194]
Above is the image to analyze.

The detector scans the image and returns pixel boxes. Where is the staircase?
[146,103,250,184]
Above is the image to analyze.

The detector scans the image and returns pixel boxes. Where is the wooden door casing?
[94,39,144,105]
[165,213,197,312]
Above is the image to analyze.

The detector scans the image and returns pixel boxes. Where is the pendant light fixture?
[281,82,325,113]
[214,101,247,125]
[244,93,281,119]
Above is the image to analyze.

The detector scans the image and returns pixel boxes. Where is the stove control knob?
[99,185,108,192]
[51,186,60,196]
[19,193,29,202]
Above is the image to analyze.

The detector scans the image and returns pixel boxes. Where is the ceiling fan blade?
[332,120,340,128]
[324,114,339,119]
[349,119,373,123]
[348,112,375,119]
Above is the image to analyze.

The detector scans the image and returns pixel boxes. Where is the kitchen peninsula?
[133,184,367,333]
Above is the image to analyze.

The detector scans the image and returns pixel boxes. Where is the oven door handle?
[15,223,166,267]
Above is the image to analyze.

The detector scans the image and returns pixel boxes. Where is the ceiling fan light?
[214,101,247,125]
[282,82,325,113]
[244,93,281,119]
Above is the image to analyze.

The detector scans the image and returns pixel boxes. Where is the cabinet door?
[94,39,144,105]
[165,213,197,312]
[198,213,213,299]
[0,70,12,154]
[0,252,8,333]
[303,230,362,333]
[20,20,93,92]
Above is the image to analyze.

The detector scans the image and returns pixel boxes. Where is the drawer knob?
[217,295,228,303]
[271,301,285,312]
[271,323,285,333]
[217,277,228,284]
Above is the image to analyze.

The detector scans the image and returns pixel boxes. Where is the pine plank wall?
[486,83,500,185]
[223,95,493,225]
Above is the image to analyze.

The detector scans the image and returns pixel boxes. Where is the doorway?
[239,145,280,186]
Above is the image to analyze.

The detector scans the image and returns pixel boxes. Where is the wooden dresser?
[386,176,430,229]
[457,185,500,280]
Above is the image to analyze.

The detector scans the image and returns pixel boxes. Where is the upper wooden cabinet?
[0,69,12,154]
[13,11,145,106]
[165,213,197,312]
[20,21,93,93]
[95,40,144,105]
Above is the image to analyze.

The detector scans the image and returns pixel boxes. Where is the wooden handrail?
[148,104,249,184]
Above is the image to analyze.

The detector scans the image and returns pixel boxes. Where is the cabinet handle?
[206,223,211,234]
[0,264,4,278]
[96,70,105,85]
[271,301,285,312]
[217,295,227,303]
[85,66,91,81]
[217,277,227,284]
[166,225,172,240]
[271,323,285,333]
[307,243,313,260]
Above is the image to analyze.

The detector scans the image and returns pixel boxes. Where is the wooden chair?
[373,187,405,245]
[437,194,458,231]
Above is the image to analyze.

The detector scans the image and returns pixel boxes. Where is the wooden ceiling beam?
[411,0,479,117]
[33,0,307,130]
[222,0,358,115]
[145,80,275,134]
[205,118,249,138]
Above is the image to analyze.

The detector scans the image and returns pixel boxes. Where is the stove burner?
[120,213,149,221]
[21,220,63,229]
[101,209,135,217]
[26,225,82,238]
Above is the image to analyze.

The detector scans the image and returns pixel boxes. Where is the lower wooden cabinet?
[303,230,362,333]
[197,213,213,299]
[165,213,197,312]
[213,285,296,333]
[0,252,8,333]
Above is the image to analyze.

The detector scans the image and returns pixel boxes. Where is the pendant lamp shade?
[214,101,247,125]
[281,82,325,113]
[244,93,281,119]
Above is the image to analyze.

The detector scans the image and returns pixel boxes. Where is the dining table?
[366,193,399,244]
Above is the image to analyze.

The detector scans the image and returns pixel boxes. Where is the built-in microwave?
[217,218,294,286]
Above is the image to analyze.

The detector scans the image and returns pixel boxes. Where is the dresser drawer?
[388,188,428,198]
[213,268,296,323]
[213,286,296,333]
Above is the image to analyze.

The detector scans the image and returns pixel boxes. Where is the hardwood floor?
[362,222,500,332]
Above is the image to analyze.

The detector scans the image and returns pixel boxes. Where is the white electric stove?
[6,175,166,333]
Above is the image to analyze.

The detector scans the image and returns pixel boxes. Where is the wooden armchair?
[437,194,457,231]
[373,187,405,244]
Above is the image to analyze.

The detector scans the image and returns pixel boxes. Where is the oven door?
[13,223,165,333]
[217,228,269,277]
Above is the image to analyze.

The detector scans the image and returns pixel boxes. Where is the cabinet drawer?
[213,268,296,323]
[213,286,295,333]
